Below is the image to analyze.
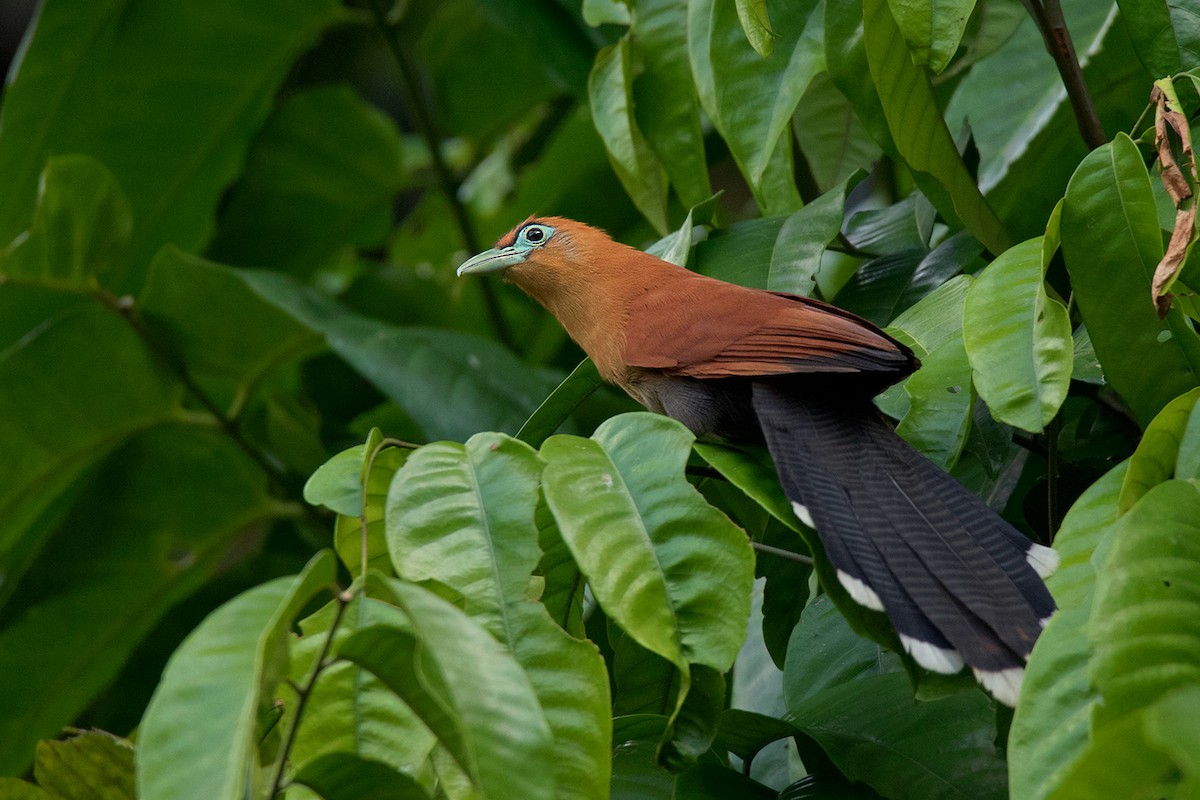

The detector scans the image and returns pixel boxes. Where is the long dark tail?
[751,381,1057,706]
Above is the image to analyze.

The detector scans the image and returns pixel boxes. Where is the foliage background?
[0,0,1198,798]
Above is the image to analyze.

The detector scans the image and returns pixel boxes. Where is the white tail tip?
[837,569,885,612]
[900,634,964,674]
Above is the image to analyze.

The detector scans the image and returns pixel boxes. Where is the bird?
[457,215,1059,706]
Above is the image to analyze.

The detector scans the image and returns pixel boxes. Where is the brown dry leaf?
[1153,204,1198,318]
[1152,83,1195,205]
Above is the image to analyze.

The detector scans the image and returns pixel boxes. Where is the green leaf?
[1062,135,1200,428]
[1072,326,1104,385]
[583,0,632,27]
[386,433,544,637]
[385,434,611,798]
[631,0,713,208]
[1089,479,1200,726]
[542,413,754,672]
[0,300,182,614]
[861,0,1010,254]
[1118,387,1200,513]
[291,753,430,800]
[0,425,277,777]
[136,551,337,800]
[0,779,51,799]
[341,579,556,800]
[0,0,341,286]
[767,172,866,295]
[1114,0,1200,77]
[1008,462,1127,800]
[0,155,133,287]
[288,596,435,785]
[207,87,403,277]
[735,0,776,57]
[535,492,585,636]
[886,0,978,73]
[517,359,605,448]
[138,247,319,390]
[589,37,670,235]
[793,72,884,193]
[239,270,562,441]
[305,445,372,518]
[692,442,800,533]
[687,0,820,213]
[785,597,1008,800]
[33,731,135,800]
[963,238,1073,433]
[333,446,409,579]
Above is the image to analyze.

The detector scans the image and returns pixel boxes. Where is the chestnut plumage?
[458,216,1058,706]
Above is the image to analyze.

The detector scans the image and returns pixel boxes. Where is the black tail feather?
[751,381,1056,703]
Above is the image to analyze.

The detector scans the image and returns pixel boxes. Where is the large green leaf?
[341,579,556,800]
[542,413,754,672]
[793,72,884,193]
[861,0,1010,254]
[687,0,816,213]
[886,0,978,73]
[386,433,545,638]
[1008,463,1127,800]
[138,247,320,391]
[291,753,430,800]
[1114,0,1200,77]
[963,238,1072,433]
[632,0,713,209]
[1089,479,1200,726]
[30,731,135,800]
[784,597,1007,800]
[589,36,670,235]
[288,596,435,787]
[0,0,341,285]
[238,269,562,441]
[0,425,276,776]
[136,551,337,800]
[207,87,404,277]
[517,359,605,448]
[0,155,132,288]
[0,300,182,611]
[1118,387,1200,513]
[385,434,610,799]
[1061,135,1200,428]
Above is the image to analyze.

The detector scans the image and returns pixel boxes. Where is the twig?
[1020,0,1107,149]
[752,540,814,566]
[365,0,515,349]
[269,589,351,797]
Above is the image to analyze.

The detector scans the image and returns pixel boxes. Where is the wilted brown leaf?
[1154,205,1198,318]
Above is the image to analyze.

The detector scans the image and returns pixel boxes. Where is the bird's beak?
[456,247,527,276]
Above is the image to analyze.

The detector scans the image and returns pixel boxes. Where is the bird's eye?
[519,223,553,246]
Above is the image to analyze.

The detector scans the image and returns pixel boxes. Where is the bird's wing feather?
[623,276,916,379]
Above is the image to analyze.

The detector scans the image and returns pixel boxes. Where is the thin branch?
[752,541,814,566]
[1021,0,1107,149]
[365,0,515,349]
[269,589,351,797]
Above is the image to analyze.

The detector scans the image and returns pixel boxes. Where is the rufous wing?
[622,274,917,381]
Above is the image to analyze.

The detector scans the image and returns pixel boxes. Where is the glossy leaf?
[0,155,132,287]
[33,731,135,800]
[688,0,818,213]
[137,551,337,800]
[1118,387,1200,513]
[692,442,799,534]
[862,0,1010,254]
[291,753,430,800]
[207,87,404,277]
[632,0,713,209]
[542,413,754,672]
[886,0,978,73]
[239,269,562,441]
[0,300,181,614]
[735,0,775,56]
[0,426,276,776]
[1114,0,1200,77]
[385,434,611,799]
[517,359,605,448]
[1061,135,1200,428]
[341,579,556,800]
[1008,463,1127,800]
[589,37,670,234]
[964,238,1072,433]
[785,597,1007,800]
[0,0,341,285]
[1089,479,1200,726]
[766,172,866,295]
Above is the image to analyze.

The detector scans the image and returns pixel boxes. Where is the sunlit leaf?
[886,0,978,73]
